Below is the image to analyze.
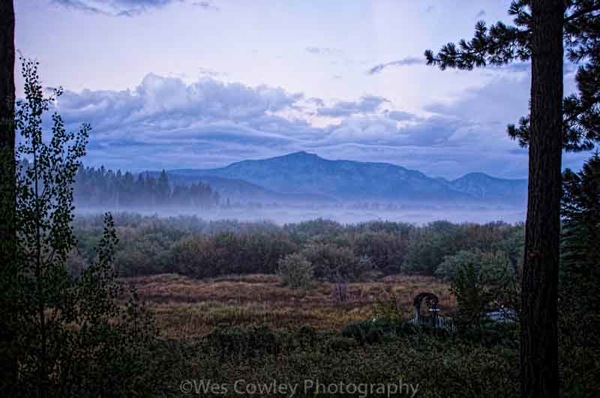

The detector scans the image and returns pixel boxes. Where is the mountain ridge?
[166,151,527,206]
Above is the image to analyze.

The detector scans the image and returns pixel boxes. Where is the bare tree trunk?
[0,0,16,394]
[521,1,564,397]
[0,0,15,237]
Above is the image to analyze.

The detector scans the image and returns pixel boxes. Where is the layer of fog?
[75,205,526,225]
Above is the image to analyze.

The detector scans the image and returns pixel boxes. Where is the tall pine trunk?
[0,0,16,394]
[521,1,564,397]
[0,0,15,237]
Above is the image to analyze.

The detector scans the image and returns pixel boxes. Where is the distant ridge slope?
[167,151,527,205]
[449,172,527,202]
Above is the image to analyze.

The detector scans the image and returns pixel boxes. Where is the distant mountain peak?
[281,151,323,160]
[165,152,527,206]
[453,172,526,183]
[454,172,497,182]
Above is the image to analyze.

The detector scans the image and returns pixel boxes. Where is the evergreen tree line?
[72,166,219,210]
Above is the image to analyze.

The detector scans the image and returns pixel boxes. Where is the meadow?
[129,273,454,338]
[120,272,519,398]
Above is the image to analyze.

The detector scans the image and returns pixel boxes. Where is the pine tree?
[156,169,171,206]
[559,154,600,395]
[560,153,600,320]
[423,1,600,396]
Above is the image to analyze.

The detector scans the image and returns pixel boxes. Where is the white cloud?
[51,72,573,178]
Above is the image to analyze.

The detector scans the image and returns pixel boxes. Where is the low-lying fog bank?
[75,205,525,225]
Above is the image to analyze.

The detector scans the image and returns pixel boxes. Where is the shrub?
[115,231,173,276]
[371,292,403,322]
[351,231,409,274]
[325,336,358,352]
[341,318,408,345]
[446,250,519,332]
[204,326,279,360]
[278,253,314,289]
[301,243,372,282]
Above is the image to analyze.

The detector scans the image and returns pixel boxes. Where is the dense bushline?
[72,214,524,281]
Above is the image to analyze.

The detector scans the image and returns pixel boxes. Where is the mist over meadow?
[75,205,524,225]
[73,151,527,225]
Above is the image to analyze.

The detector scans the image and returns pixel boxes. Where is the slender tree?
[12,58,158,397]
[423,1,600,396]
[0,0,16,394]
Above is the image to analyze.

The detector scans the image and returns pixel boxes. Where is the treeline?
[71,215,524,281]
[73,166,219,209]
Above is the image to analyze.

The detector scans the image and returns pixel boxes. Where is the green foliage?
[351,230,409,274]
[204,325,280,360]
[278,252,314,289]
[451,262,494,328]
[402,221,522,275]
[72,214,524,280]
[560,154,600,397]
[171,326,519,398]
[448,250,518,332]
[14,58,89,395]
[300,242,372,282]
[371,291,404,322]
[10,59,158,397]
[342,318,417,345]
[171,231,297,278]
[402,229,449,275]
[114,229,175,276]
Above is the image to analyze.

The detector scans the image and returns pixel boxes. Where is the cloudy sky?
[15,0,590,178]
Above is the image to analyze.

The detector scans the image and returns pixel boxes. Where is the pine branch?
[565,3,600,23]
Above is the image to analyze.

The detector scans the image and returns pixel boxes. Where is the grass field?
[128,274,455,338]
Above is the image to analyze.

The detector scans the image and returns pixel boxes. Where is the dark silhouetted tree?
[559,153,600,395]
[156,169,170,205]
[423,1,600,396]
[12,58,158,397]
[0,0,16,394]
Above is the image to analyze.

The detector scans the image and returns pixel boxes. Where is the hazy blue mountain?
[167,151,527,205]
[448,173,528,203]
[157,172,333,204]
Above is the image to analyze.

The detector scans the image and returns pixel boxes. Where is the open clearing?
[128,274,455,338]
